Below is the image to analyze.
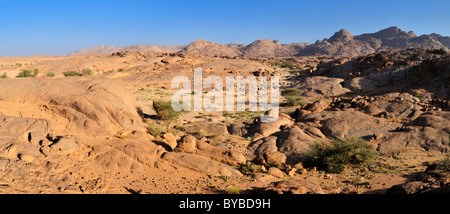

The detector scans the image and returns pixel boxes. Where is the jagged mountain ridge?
[298,27,447,56]
[69,44,187,56]
[70,26,450,57]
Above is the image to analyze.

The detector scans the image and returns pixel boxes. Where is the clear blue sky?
[1,0,449,56]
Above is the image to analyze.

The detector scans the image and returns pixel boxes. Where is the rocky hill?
[179,39,241,57]
[239,39,308,58]
[70,44,186,56]
[181,27,450,58]
[70,27,450,58]
[299,27,448,56]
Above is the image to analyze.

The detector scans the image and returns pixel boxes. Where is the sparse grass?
[226,185,241,194]
[222,111,263,121]
[146,122,166,138]
[281,88,307,107]
[119,134,128,140]
[217,175,230,182]
[16,69,39,78]
[288,70,300,75]
[195,129,207,139]
[117,68,125,72]
[303,137,377,174]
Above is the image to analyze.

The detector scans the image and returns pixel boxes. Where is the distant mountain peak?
[370,26,417,40]
[328,29,354,42]
[70,27,450,58]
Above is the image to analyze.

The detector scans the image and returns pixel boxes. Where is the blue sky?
[0,0,449,56]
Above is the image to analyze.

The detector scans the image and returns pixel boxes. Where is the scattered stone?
[17,153,34,163]
[263,151,287,166]
[162,133,178,151]
[253,155,266,165]
[50,136,79,154]
[175,135,197,153]
[268,167,285,178]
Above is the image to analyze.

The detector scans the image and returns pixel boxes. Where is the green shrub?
[236,162,255,175]
[81,68,93,76]
[280,62,296,69]
[270,61,298,70]
[153,101,180,120]
[281,88,307,107]
[16,69,39,78]
[270,61,281,67]
[153,101,181,128]
[1,72,7,78]
[117,68,125,72]
[46,72,55,77]
[63,71,81,77]
[226,185,241,194]
[146,122,166,138]
[195,129,207,139]
[304,137,377,173]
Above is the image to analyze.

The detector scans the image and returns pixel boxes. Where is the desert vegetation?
[281,88,307,107]
[0,31,449,195]
[304,138,377,173]
[16,69,39,78]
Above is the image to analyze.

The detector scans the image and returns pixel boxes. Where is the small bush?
[226,185,241,194]
[270,61,298,70]
[146,122,166,138]
[236,162,255,175]
[1,72,7,78]
[281,88,303,97]
[81,68,93,76]
[280,62,296,69]
[304,137,377,173]
[195,129,207,139]
[63,71,81,77]
[281,88,307,107]
[153,101,180,121]
[16,69,39,78]
[117,68,125,72]
[46,72,55,77]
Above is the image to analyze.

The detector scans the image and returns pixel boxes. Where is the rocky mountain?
[70,27,450,58]
[299,27,448,56]
[431,33,450,48]
[179,39,241,57]
[182,27,450,58]
[180,39,309,58]
[70,44,186,56]
[69,45,123,56]
[298,29,377,56]
[239,39,308,58]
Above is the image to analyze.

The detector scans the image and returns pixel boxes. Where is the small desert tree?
[281,88,307,107]
[303,137,377,173]
[153,101,181,130]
